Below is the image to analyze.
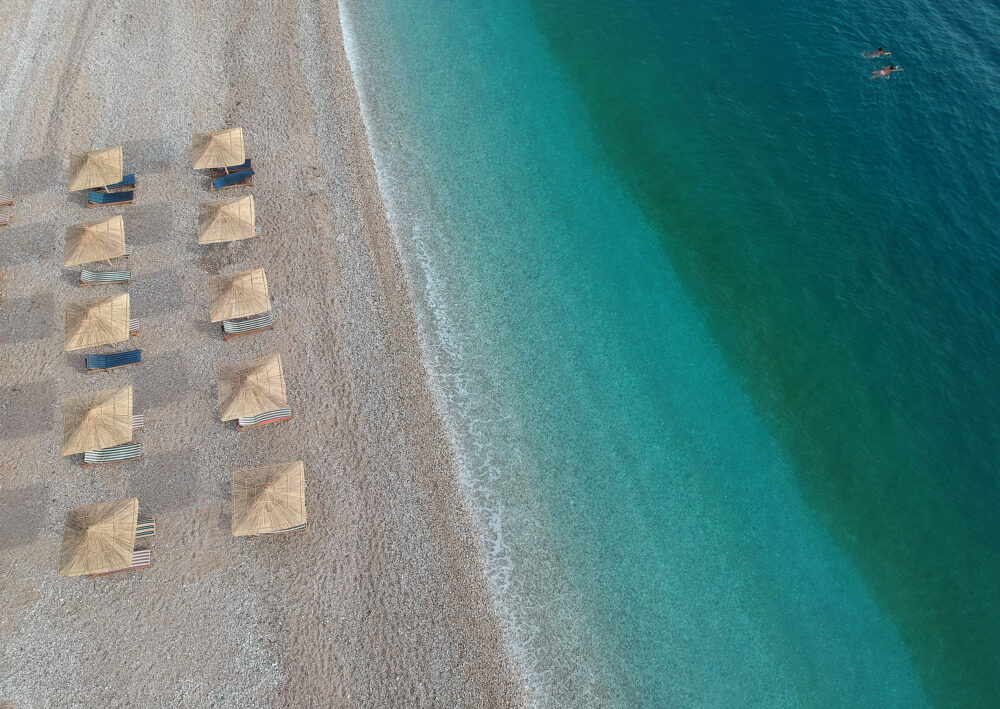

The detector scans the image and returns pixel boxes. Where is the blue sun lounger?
[82,442,142,467]
[92,174,137,193]
[86,349,143,373]
[87,189,135,207]
[135,518,156,538]
[210,169,254,191]
[209,159,251,178]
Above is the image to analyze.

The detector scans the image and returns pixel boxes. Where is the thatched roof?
[231,460,307,536]
[216,354,287,421]
[64,215,126,266]
[61,386,133,455]
[198,195,256,244]
[64,293,130,351]
[208,268,270,322]
[192,127,246,170]
[69,146,124,191]
[58,498,138,576]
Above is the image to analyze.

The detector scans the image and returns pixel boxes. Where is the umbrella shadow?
[0,379,56,441]
[7,154,61,197]
[125,201,175,247]
[0,485,45,550]
[130,270,185,317]
[122,137,173,175]
[0,219,60,266]
[132,348,191,407]
[127,447,203,513]
[0,292,56,344]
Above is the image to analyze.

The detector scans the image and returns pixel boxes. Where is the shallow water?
[341,0,1000,705]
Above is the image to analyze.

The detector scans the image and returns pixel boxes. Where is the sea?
[339,0,1000,706]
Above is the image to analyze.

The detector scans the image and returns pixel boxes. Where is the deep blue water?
[341,0,1000,706]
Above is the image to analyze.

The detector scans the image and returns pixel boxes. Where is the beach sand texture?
[0,1,527,706]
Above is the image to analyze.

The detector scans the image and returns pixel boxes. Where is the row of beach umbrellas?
[57,129,305,578]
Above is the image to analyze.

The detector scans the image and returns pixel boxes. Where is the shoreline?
[0,1,528,706]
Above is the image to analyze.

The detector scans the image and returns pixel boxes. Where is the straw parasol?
[64,215,126,266]
[208,268,270,322]
[69,146,124,191]
[198,195,256,244]
[192,126,245,170]
[58,498,138,577]
[231,461,307,536]
[61,386,133,455]
[217,354,287,421]
[65,292,130,351]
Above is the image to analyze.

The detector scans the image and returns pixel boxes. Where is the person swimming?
[863,47,891,58]
[871,64,902,78]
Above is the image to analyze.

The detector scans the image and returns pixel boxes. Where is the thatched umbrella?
[64,215,126,266]
[58,498,138,577]
[61,386,133,455]
[192,127,245,170]
[231,460,307,536]
[69,146,124,191]
[198,195,256,244]
[208,268,270,322]
[217,354,287,421]
[65,293,130,351]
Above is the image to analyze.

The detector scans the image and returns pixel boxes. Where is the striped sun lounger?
[222,311,274,340]
[132,414,144,430]
[135,518,156,538]
[89,548,152,577]
[0,213,8,228]
[124,244,134,256]
[210,169,254,191]
[87,190,135,207]
[237,406,292,432]
[82,442,142,467]
[86,349,142,373]
[79,268,131,286]
[0,192,12,207]
[129,317,138,335]
[209,159,251,178]
[92,174,137,193]
[255,523,306,538]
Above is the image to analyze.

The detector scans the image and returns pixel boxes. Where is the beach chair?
[86,349,142,373]
[210,169,254,191]
[255,225,262,237]
[129,317,138,336]
[82,442,142,467]
[92,174,137,193]
[0,214,8,228]
[87,190,135,207]
[237,406,291,432]
[135,518,156,538]
[124,244,134,256]
[132,414,144,430]
[0,192,12,207]
[89,548,152,577]
[253,523,307,538]
[209,159,251,178]
[222,311,274,340]
[79,268,131,286]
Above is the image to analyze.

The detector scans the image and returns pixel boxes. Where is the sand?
[0,1,528,706]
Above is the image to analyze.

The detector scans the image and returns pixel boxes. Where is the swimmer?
[871,65,902,78]
[863,47,891,58]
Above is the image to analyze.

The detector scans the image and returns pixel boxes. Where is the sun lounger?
[210,169,254,191]
[0,214,8,228]
[92,174,137,193]
[124,244,134,256]
[79,268,131,286]
[89,548,152,577]
[86,349,142,373]
[254,523,306,538]
[82,442,142,467]
[135,518,156,538]
[237,406,292,432]
[209,159,251,178]
[0,192,12,207]
[255,225,262,236]
[129,317,138,335]
[132,414,144,430]
[87,190,135,207]
[222,311,274,340]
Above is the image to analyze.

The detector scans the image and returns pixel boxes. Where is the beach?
[0,1,527,707]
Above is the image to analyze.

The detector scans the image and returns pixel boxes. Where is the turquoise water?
[341,0,1000,706]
